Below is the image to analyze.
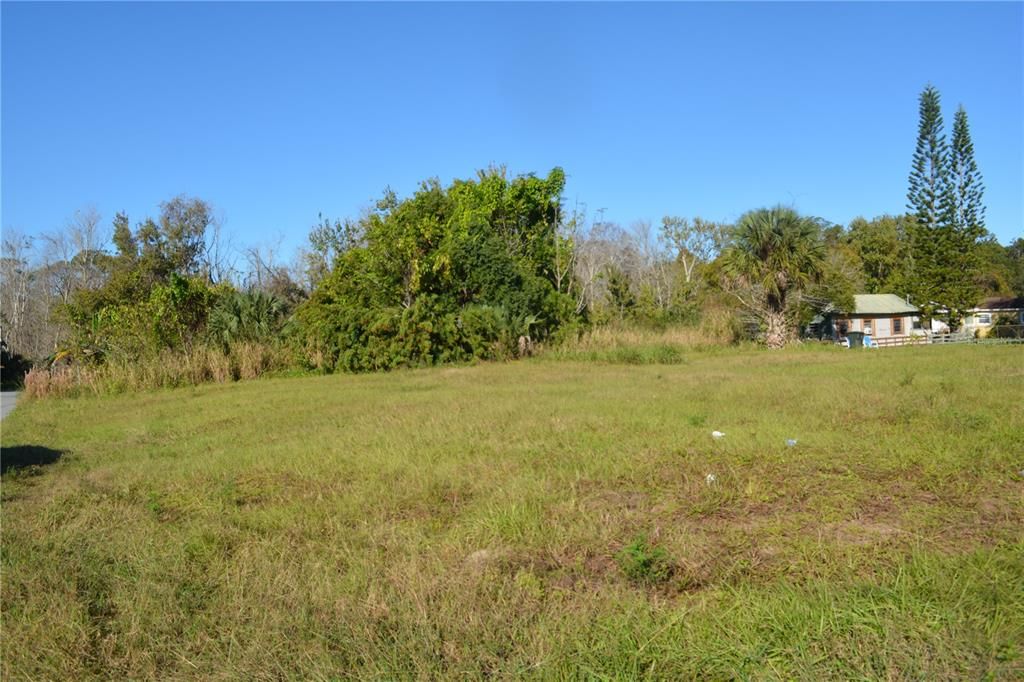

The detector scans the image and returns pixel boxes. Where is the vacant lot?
[2,345,1022,679]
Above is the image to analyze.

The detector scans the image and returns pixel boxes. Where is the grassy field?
[2,345,1023,679]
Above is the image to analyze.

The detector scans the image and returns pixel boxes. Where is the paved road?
[1,391,18,421]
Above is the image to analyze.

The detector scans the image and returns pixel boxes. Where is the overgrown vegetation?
[1,87,1021,394]
[294,168,578,371]
[2,345,1021,677]
[539,321,743,365]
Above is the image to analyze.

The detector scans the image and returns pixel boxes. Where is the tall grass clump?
[541,320,741,364]
[21,342,291,400]
[22,365,78,399]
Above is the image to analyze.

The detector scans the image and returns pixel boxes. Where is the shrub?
[616,535,674,586]
[208,290,287,350]
[989,315,1024,340]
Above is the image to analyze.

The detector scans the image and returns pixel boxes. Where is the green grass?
[2,345,1023,679]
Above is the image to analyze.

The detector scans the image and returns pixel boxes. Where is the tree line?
[1,86,1021,389]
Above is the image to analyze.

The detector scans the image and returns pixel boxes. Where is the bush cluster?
[295,168,579,371]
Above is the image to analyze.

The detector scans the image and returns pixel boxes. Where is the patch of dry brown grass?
[21,343,291,400]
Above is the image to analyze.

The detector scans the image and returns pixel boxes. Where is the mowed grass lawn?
[2,345,1023,679]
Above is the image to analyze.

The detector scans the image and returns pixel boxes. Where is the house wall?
[964,310,1024,329]
[835,315,916,338]
[965,313,995,328]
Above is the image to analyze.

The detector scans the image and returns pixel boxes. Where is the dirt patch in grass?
[827,520,905,546]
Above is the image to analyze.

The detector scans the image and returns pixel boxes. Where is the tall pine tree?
[905,85,948,321]
[940,106,986,324]
[905,89,988,329]
[907,85,948,230]
[946,106,985,234]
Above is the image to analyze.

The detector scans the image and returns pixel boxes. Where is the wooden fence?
[928,332,972,345]
[859,326,1024,348]
[869,335,929,348]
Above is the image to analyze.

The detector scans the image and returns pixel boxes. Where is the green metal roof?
[850,294,918,315]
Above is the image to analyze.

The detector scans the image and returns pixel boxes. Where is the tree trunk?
[764,311,789,349]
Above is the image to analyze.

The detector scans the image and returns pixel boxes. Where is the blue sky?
[3,2,1022,257]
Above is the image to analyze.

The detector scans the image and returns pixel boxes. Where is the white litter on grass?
[711,431,725,439]
[786,439,798,447]
[706,473,717,485]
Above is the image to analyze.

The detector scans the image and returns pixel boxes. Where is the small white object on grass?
[711,431,725,439]
[706,473,717,485]
[786,439,798,447]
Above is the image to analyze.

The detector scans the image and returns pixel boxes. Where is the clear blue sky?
[3,1,1022,256]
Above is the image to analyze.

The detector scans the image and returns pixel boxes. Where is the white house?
[963,296,1024,333]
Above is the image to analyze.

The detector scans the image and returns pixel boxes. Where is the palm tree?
[208,290,285,350]
[722,207,825,349]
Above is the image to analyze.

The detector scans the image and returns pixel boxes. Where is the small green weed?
[617,535,674,585]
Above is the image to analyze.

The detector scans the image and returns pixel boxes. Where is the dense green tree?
[111,212,137,260]
[1008,238,1024,296]
[296,168,578,371]
[721,207,826,348]
[974,236,1024,298]
[845,215,914,294]
[974,236,1015,296]
[810,220,859,317]
[603,266,637,321]
[62,197,220,361]
[154,196,215,276]
[304,214,362,288]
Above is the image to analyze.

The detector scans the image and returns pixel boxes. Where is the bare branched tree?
[42,206,108,304]
[573,219,632,314]
[660,216,728,284]
[202,210,239,284]
[554,200,584,297]
[1,230,34,353]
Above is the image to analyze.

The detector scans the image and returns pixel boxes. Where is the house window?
[912,317,922,330]
[863,320,873,334]
[977,313,992,325]
[892,317,903,334]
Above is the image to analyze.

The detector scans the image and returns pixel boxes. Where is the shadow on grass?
[1,445,64,474]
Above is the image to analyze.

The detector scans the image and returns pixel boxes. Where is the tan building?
[831,294,920,341]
